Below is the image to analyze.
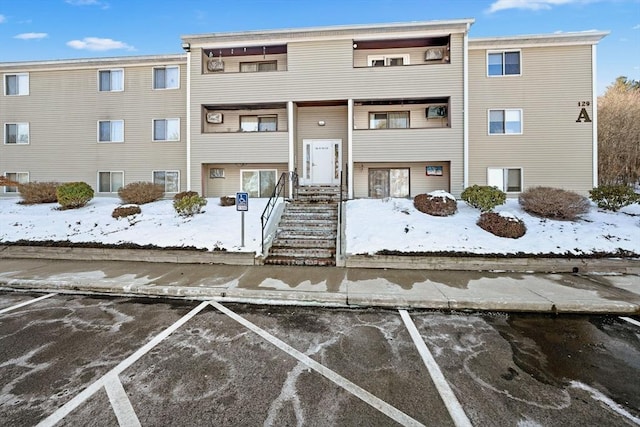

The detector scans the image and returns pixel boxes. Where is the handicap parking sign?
[236,192,248,211]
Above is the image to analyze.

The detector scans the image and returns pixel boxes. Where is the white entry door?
[302,139,341,185]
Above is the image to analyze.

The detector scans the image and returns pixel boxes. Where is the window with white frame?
[368,168,410,198]
[3,172,28,193]
[369,111,409,129]
[98,69,124,92]
[488,168,522,192]
[153,119,180,141]
[153,66,179,89]
[98,171,124,193]
[488,51,521,76]
[98,120,124,142]
[489,109,522,135]
[367,55,410,67]
[153,170,180,193]
[240,115,277,132]
[5,123,30,144]
[241,170,276,198]
[4,73,29,96]
[240,61,277,72]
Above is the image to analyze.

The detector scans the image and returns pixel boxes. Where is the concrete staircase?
[264,185,340,266]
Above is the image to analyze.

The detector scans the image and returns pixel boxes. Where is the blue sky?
[0,0,638,93]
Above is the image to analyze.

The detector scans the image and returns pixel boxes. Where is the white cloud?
[487,0,584,13]
[66,37,134,51]
[14,32,48,40]
[0,14,6,23]
[633,24,640,30]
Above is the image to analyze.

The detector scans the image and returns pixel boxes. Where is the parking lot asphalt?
[0,258,639,314]
[1,292,639,426]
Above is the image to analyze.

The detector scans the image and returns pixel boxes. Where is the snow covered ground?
[1,196,639,257]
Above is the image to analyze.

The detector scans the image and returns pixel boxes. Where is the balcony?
[201,45,287,74]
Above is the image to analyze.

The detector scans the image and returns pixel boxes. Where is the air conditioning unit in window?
[426,105,447,118]
[425,47,445,61]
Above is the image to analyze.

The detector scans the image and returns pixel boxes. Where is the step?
[281,210,337,219]
[263,256,336,267]
[267,247,335,258]
[276,229,337,239]
[270,238,336,248]
[278,219,337,228]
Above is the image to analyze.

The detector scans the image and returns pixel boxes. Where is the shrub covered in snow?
[18,181,60,204]
[461,185,506,212]
[112,205,142,219]
[414,190,457,216]
[519,186,590,220]
[118,182,164,205]
[173,194,207,217]
[56,182,94,209]
[589,184,639,212]
[477,211,526,239]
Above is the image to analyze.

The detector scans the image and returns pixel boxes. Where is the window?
[98,69,124,92]
[488,51,521,76]
[153,119,180,141]
[240,115,277,132]
[241,170,276,198]
[3,172,28,193]
[98,171,124,193]
[153,66,179,89]
[4,73,29,96]
[368,55,409,67]
[98,120,124,142]
[489,109,522,135]
[369,112,409,129]
[369,168,409,198]
[5,123,30,144]
[153,170,180,193]
[240,61,277,72]
[488,168,522,192]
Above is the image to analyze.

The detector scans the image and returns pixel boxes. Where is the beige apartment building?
[1,19,607,199]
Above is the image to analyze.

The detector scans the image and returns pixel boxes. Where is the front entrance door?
[302,139,341,185]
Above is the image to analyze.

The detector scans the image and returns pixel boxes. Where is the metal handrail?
[260,170,298,254]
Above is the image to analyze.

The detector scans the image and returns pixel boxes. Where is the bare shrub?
[414,191,457,216]
[220,195,235,206]
[118,182,164,205]
[477,212,526,239]
[598,77,640,186]
[112,205,142,219]
[518,187,590,220]
[173,191,199,202]
[17,181,60,204]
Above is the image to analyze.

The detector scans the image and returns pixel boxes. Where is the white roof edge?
[469,31,609,48]
[181,18,475,42]
[0,53,186,69]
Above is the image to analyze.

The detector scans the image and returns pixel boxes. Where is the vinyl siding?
[295,106,348,176]
[352,161,451,198]
[0,60,187,194]
[201,162,288,197]
[201,53,287,74]
[468,44,595,195]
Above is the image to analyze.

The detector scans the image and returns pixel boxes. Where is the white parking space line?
[104,374,141,427]
[620,317,640,327]
[399,310,473,427]
[208,300,426,427]
[0,293,56,315]
[36,300,210,427]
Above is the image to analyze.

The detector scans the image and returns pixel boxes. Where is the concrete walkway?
[0,258,638,314]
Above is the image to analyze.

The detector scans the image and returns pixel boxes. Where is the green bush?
[477,212,526,239]
[461,185,506,212]
[519,187,590,220]
[589,185,639,211]
[56,182,94,209]
[112,205,142,219]
[173,194,207,217]
[173,191,200,202]
[18,181,60,204]
[118,182,164,205]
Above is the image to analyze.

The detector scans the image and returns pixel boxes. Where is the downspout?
[288,100,294,198]
[185,49,192,191]
[463,24,470,191]
[347,98,354,199]
[591,44,598,187]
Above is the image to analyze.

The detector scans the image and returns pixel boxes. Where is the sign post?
[236,192,248,247]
